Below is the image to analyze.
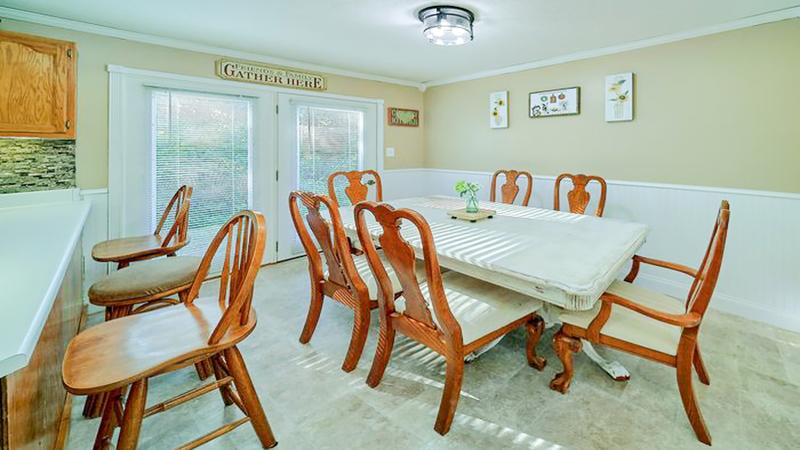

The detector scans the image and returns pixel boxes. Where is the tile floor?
[66,257,800,449]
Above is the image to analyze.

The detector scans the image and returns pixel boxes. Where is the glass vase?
[465,192,479,213]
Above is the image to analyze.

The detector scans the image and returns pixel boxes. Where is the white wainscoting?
[383,168,800,333]
[79,189,109,312]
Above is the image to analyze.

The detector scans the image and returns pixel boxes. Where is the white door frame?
[108,65,384,264]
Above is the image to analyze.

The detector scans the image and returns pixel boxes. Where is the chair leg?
[194,358,213,380]
[299,284,324,344]
[116,379,148,450]
[92,389,122,450]
[211,354,235,406]
[434,355,464,435]
[366,322,396,388]
[342,305,370,372]
[224,346,278,449]
[694,345,710,385]
[677,349,712,445]
[525,315,547,370]
[549,328,582,394]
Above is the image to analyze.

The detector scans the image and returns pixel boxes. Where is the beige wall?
[0,20,425,189]
[424,19,800,193]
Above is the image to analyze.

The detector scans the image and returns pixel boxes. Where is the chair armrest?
[601,293,702,328]
[625,255,698,282]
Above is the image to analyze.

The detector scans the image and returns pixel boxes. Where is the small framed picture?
[387,107,419,127]
[529,87,580,118]
[489,91,508,128]
[605,73,634,122]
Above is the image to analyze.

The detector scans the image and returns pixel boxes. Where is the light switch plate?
[385,147,396,157]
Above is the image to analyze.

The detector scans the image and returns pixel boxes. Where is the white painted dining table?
[337,195,650,379]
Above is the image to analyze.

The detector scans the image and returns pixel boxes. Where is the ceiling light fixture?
[418,5,474,46]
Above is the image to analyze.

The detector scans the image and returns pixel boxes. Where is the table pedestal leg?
[581,341,630,381]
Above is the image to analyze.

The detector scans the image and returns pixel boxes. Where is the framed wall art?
[387,107,419,127]
[605,72,634,122]
[489,91,508,128]
[529,87,580,118]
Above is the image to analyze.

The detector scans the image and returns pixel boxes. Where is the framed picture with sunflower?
[605,73,634,122]
[489,91,508,128]
[528,87,580,118]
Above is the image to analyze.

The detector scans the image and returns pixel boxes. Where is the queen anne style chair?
[92,185,193,268]
[354,201,546,435]
[289,191,402,372]
[490,169,533,206]
[327,169,382,206]
[554,173,607,216]
[549,201,730,445]
[62,211,278,450]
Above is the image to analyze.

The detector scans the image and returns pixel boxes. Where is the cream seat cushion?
[326,253,403,299]
[397,271,543,345]
[558,280,685,355]
[89,256,201,305]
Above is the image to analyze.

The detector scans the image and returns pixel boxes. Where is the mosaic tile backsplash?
[0,139,76,194]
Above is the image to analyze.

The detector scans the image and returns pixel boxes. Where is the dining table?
[336,195,650,380]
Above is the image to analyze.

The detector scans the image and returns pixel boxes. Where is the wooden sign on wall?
[216,58,326,91]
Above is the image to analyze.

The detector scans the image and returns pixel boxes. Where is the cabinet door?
[0,31,76,139]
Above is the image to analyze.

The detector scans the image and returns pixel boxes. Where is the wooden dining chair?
[354,201,546,435]
[63,211,277,450]
[490,169,533,206]
[92,185,193,269]
[327,169,382,206]
[554,173,607,216]
[549,201,730,445]
[289,191,402,372]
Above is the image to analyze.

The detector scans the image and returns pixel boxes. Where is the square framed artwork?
[529,87,580,118]
[489,91,508,128]
[387,107,419,127]
[605,72,634,122]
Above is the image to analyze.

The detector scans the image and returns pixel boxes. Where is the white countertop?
[0,200,90,378]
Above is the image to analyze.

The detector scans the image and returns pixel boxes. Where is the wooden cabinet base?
[0,247,83,450]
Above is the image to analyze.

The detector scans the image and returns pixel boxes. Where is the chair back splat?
[554,173,607,216]
[184,210,266,345]
[354,202,462,349]
[327,169,382,206]
[490,169,533,206]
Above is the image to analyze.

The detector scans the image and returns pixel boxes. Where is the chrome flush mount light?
[418,5,475,46]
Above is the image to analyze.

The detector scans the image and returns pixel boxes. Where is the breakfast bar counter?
[0,196,90,450]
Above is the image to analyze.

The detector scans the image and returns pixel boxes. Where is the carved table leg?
[581,341,631,381]
[550,329,582,394]
[525,316,547,370]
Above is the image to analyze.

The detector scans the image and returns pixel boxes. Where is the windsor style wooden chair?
[554,173,607,216]
[289,191,401,372]
[63,211,277,450]
[92,185,193,268]
[327,169,382,206]
[354,201,546,435]
[490,169,533,206]
[549,201,730,445]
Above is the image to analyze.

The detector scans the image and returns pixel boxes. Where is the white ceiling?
[2,0,799,84]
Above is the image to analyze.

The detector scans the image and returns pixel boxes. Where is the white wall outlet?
[385,147,396,157]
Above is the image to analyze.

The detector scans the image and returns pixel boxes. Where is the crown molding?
[423,6,800,87]
[0,6,427,91]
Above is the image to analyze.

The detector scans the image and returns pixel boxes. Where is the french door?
[276,94,380,260]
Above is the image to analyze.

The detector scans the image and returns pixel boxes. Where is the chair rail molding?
[383,168,800,333]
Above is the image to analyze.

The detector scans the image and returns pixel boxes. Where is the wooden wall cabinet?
[0,30,76,139]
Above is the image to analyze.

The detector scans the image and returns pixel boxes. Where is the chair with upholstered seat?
[354,201,546,435]
[549,201,730,445]
[92,185,192,268]
[327,169,382,206]
[490,169,533,206]
[554,173,607,216]
[289,191,402,372]
[63,210,277,450]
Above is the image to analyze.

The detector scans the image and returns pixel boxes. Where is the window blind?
[297,105,364,205]
[151,89,252,262]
